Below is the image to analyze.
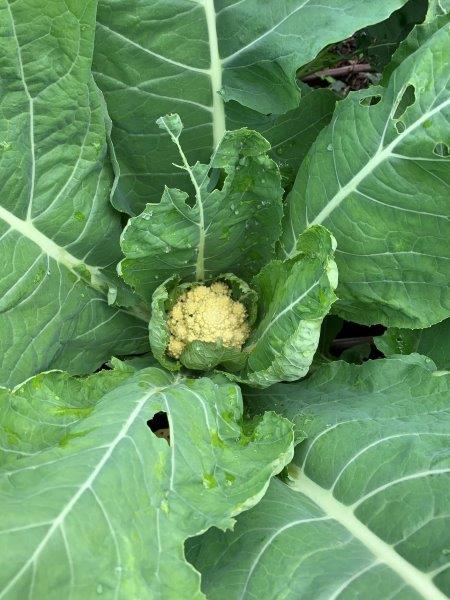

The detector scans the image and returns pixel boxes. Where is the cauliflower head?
[167,282,250,359]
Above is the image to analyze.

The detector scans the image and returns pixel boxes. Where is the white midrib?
[0,386,166,599]
[203,0,226,147]
[291,472,447,600]
[310,97,450,226]
[251,280,319,346]
[0,205,105,292]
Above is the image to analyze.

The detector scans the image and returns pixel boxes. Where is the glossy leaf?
[0,367,294,598]
[282,20,450,328]
[93,0,408,212]
[190,356,450,599]
[0,0,148,387]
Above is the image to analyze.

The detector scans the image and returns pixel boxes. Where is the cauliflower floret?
[167,282,250,359]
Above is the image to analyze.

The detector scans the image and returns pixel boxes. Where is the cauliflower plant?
[167,282,250,359]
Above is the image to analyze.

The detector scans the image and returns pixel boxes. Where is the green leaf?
[93,0,409,213]
[383,11,450,82]
[427,0,450,18]
[242,226,338,387]
[225,89,336,188]
[314,314,343,364]
[340,341,372,364]
[375,319,450,369]
[356,0,428,71]
[181,341,246,373]
[282,21,450,328]
[120,123,283,299]
[0,0,148,387]
[190,356,450,599]
[148,275,181,371]
[0,367,294,598]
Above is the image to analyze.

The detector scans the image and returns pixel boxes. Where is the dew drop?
[96,584,103,595]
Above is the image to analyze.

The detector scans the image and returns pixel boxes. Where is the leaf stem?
[169,134,206,281]
[203,0,226,148]
[301,63,373,82]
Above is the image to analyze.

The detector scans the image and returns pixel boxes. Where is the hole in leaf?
[147,411,170,444]
[433,142,449,157]
[359,95,381,106]
[395,120,405,134]
[207,167,225,192]
[393,84,415,119]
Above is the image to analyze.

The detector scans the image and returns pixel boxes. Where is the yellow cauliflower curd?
[167,282,250,359]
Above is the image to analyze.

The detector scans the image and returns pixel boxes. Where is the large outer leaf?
[120,117,283,300]
[375,319,450,369]
[282,21,450,328]
[93,0,407,213]
[0,0,148,387]
[190,356,450,599]
[0,367,294,599]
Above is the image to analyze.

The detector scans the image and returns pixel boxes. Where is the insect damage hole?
[207,167,226,192]
[147,411,170,444]
[433,142,449,157]
[393,84,415,119]
[395,121,406,134]
[359,94,381,106]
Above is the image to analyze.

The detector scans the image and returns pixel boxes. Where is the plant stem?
[301,63,373,82]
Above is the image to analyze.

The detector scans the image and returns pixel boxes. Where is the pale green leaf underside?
[283,21,450,328]
[0,0,148,387]
[190,356,450,599]
[0,367,294,599]
[93,0,407,213]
